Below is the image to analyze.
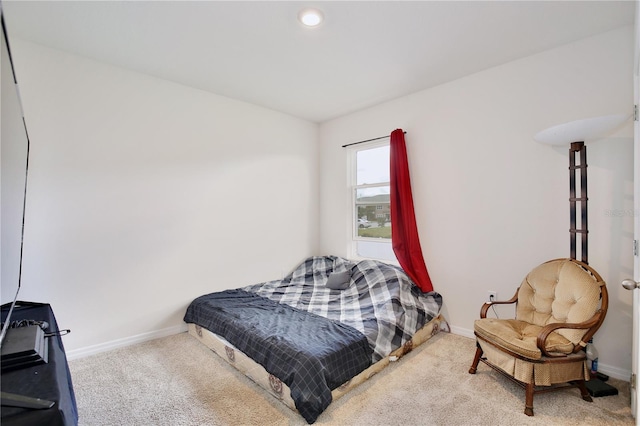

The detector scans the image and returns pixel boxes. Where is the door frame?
[632,1,640,419]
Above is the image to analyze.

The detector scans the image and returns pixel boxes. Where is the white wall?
[10,39,319,354]
[319,27,635,379]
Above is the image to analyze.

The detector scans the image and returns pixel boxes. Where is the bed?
[184,255,444,424]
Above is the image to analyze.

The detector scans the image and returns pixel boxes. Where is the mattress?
[187,313,446,414]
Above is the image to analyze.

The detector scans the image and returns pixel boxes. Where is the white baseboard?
[449,326,631,382]
[450,325,475,340]
[598,364,633,382]
[66,324,188,361]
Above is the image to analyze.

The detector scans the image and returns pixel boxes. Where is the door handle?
[622,279,640,290]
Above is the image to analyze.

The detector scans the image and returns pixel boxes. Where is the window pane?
[356,145,389,185]
[356,240,396,261]
[356,186,391,239]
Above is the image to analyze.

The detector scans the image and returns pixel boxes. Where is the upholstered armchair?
[468,258,608,416]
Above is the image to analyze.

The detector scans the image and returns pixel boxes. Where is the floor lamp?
[534,113,629,396]
[534,113,630,265]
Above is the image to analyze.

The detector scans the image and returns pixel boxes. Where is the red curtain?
[390,129,434,292]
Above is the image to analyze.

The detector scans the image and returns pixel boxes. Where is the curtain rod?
[341,131,406,148]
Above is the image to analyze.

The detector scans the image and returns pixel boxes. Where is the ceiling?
[1,1,635,123]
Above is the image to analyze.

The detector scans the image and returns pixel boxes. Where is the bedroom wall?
[9,39,319,356]
[319,26,635,379]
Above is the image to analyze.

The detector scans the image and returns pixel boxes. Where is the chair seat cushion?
[474,318,575,360]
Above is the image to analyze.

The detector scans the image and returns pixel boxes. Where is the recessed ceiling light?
[298,8,324,27]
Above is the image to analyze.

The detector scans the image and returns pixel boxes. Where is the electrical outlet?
[487,291,497,303]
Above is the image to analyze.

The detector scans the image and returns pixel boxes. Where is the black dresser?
[1,302,78,426]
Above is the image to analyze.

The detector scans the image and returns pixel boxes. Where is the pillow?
[325,271,351,290]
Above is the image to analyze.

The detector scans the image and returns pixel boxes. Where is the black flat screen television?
[0,6,32,348]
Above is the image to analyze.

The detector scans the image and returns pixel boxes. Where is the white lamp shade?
[534,113,630,146]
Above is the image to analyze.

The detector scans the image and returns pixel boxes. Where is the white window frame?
[347,140,395,262]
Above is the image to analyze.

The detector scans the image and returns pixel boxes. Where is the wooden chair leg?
[575,380,593,402]
[469,344,483,374]
[524,382,534,416]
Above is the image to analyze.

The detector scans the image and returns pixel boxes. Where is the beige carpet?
[68,331,633,425]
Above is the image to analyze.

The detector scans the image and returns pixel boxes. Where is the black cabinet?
[1,302,78,426]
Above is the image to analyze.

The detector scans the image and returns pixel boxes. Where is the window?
[350,142,395,261]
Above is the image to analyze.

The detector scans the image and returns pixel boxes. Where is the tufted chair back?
[515,258,603,346]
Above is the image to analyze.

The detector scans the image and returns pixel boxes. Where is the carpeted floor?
[68,331,634,425]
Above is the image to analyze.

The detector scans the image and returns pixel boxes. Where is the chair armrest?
[536,310,605,357]
[480,289,519,318]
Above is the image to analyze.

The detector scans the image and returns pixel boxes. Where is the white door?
[630,72,639,420]
[627,6,640,419]
[632,4,640,420]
